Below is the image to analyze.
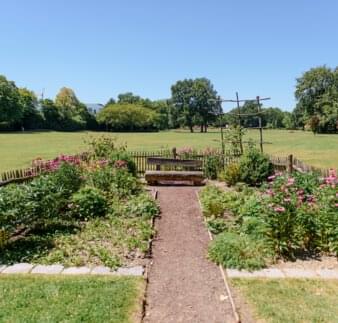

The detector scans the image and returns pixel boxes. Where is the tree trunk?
[189,125,194,133]
[200,124,204,132]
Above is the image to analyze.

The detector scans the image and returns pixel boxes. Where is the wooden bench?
[145,157,205,185]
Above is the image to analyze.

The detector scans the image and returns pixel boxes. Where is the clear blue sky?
[1,0,337,111]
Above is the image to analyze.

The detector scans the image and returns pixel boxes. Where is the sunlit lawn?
[233,278,338,323]
[0,275,144,323]
[0,129,337,172]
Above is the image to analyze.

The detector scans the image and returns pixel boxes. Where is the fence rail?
[269,154,332,177]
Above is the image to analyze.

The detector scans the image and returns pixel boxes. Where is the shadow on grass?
[0,222,80,264]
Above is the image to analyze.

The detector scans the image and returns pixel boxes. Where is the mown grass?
[0,275,143,323]
[0,129,337,172]
[233,278,338,323]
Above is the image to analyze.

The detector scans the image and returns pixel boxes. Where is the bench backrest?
[147,157,202,168]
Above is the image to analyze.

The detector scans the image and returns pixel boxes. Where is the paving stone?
[90,266,113,275]
[62,266,91,275]
[282,268,319,278]
[0,265,7,273]
[317,269,338,279]
[260,268,285,278]
[2,263,34,274]
[116,266,144,276]
[31,265,64,274]
[226,269,258,278]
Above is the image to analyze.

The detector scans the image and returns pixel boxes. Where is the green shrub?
[122,193,159,218]
[203,155,223,179]
[70,186,107,219]
[109,150,137,176]
[110,169,141,198]
[239,147,273,185]
[208,231,271,270]
[51,162,83,196]
[222,163,241,186]
[207,218,229,235]
[200,185,227,218]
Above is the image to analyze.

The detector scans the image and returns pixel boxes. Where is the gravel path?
[144,186,236,323]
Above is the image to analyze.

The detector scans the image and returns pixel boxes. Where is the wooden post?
[172,147,177,159]
[256,96,263,153]
[236,92,243,154]
[288,154,293,173]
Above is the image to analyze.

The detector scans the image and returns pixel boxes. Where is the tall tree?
[18,88,42,129]
[294,65,338,133]
[0,75,22,126]
[171,78,220,132]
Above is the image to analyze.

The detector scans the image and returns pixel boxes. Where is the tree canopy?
[171,78,221,132]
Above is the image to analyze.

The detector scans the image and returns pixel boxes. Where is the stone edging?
[227,268,338,279]
[0,263,144,276]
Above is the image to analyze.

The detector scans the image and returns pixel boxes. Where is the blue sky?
[1,0,337,111]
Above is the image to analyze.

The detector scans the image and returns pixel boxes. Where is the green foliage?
[294,65,338,133]
[239,147,273,185]
[208,232,270,270]
[113,193,159,219]
[109,150,137,176]
[171,78,221,132]
[97,103,159,131]
[50,163,83,197]
[203,155,223,179]
[222,163,241,186]
[0,75,23,126]
[110,169,141,198]
[70,186,107,219]
[199,185,227,217]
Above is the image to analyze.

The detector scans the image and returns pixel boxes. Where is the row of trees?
[1,67,337,133]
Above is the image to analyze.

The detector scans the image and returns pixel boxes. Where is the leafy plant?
[222,163,241,186]
[70,186,107,219]
[208,231,270,270]
[239,147,273,185]
[203,155,223,179]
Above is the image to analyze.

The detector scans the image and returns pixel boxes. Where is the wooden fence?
[269,154,333,177]
[129,148,241,174]
[0,150,334,187]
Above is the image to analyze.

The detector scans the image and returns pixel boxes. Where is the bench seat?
[145,170,205,185]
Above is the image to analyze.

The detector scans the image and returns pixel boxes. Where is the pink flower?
[283,198,291,203]
[268,175,276,181]
[286,178,295,186]
[335,203,338,208]
[274,206,286,213]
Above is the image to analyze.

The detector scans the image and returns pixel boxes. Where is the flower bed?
[0,136,159,268]
[200,170,338,270]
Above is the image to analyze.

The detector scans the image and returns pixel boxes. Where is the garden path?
[144,186,236,323]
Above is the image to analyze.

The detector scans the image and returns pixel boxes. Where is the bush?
[222,163,241,186]
[110,169,141,197]
[208,231,270,270]
[199,186,227,218]
[203,155,223,179]
[109,150,137,176]
[239,147,273,185]
[70,186,107,219]
[120,193,159,218]
[50,162,83,197]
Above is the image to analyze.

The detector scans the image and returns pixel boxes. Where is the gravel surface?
[144,186,236,323]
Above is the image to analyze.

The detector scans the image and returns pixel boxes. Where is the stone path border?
[227,268,338,279]
[0,263,144,276]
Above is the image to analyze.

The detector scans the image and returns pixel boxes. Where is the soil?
[143,186,237,323]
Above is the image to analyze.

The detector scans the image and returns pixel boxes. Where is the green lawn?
[233,278,338,323]
[0,275,143,323]
[0,129,337,172]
